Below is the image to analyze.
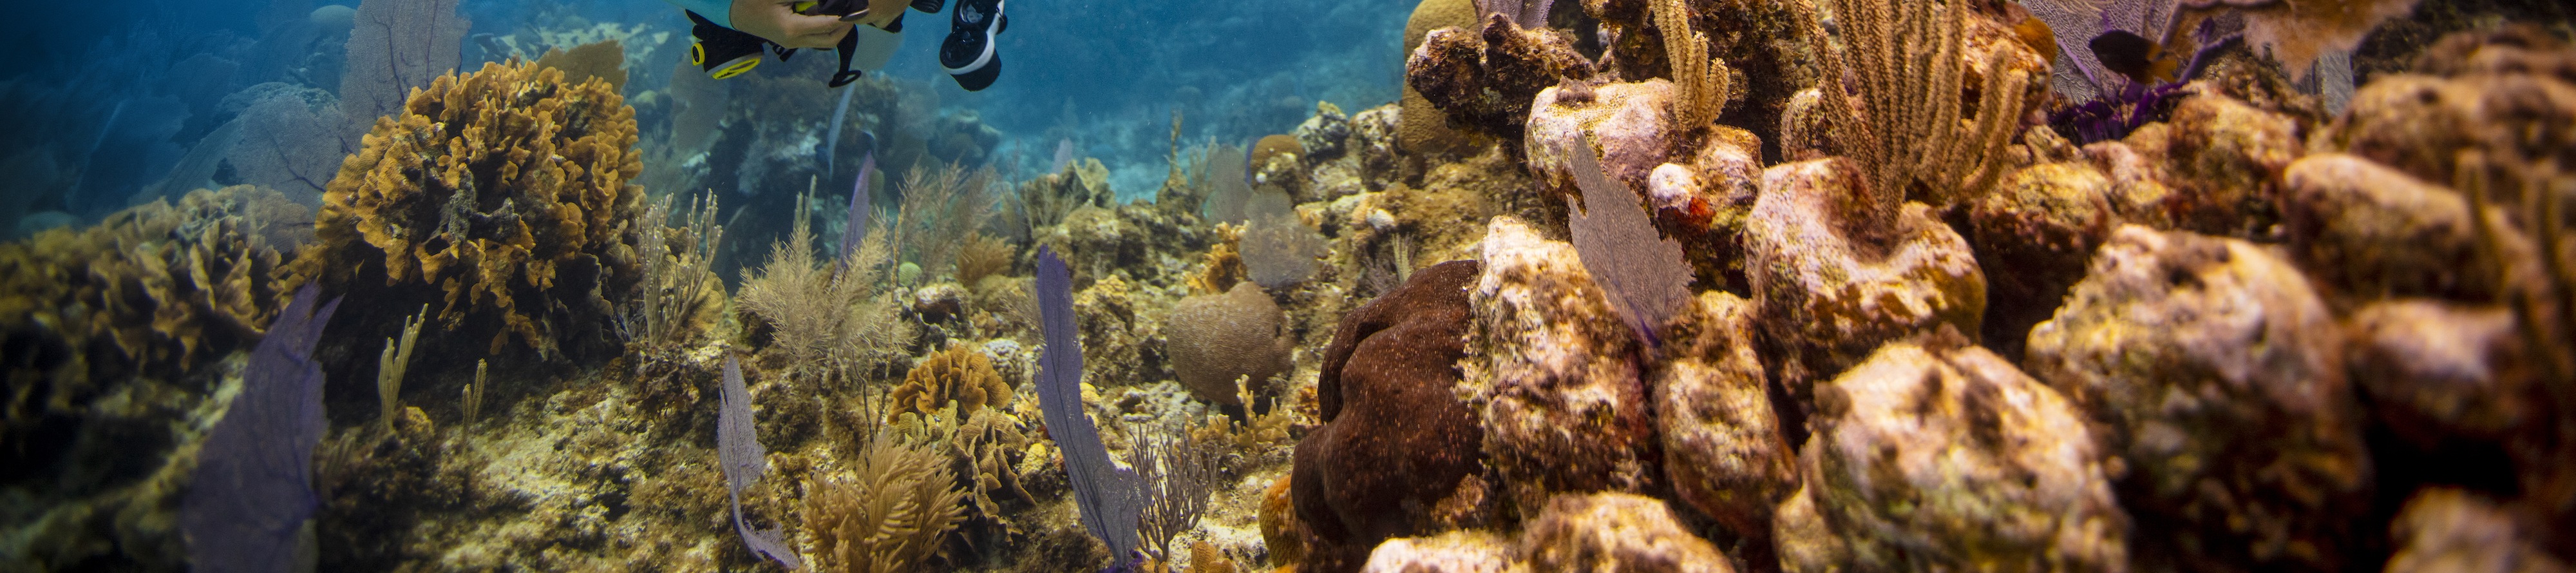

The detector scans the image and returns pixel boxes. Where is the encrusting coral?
[291,59,646,360]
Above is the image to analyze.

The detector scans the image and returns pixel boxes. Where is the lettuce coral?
[292,59,646,359]
[2,186,308,431]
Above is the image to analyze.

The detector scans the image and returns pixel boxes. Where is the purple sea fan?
[1034,246,1145,569]
[719,356,804,570]
[1566,144,1694,349]
[182,285,340,573]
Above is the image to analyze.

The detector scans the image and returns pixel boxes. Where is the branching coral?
[890,344,1014,419]
[1796,0,2032,222]
[1132,421,1225,570]
[800,432,966,573]
[292,59,645,360]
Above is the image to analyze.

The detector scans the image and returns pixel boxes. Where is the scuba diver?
[662,0,1008,90]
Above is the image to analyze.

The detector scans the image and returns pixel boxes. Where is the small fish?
[2089,30,2181,85]
[2013,17,2058,66]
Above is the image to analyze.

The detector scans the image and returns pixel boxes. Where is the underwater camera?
[688,0,913,88]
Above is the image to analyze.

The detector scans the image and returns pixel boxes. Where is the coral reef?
[1294,260,1486,573]
[2026,226,2374,572]
[1164,282,1293,405]
[1460,219,1658,513]
[292,59,644,361]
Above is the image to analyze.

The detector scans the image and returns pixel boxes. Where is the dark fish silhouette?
[2090,30,2179,84]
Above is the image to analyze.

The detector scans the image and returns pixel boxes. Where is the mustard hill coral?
[293,59,645,360]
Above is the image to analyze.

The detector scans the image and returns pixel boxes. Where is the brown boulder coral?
[2025,225,2374,572]
[889,343,1014,418]
[292,59,645,360]
[1742,158,1986,401]
[1164,282,1293,405]
[1801,334,2130,572]
[1653,291,1795,542]
[1293,259,1486,573]
[1459,218,1658,514]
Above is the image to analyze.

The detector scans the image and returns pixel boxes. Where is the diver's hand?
[731,0,851,50]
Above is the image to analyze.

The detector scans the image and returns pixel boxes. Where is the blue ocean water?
[0,0,1410,231]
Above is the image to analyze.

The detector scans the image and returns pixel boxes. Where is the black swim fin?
[940,0,1005,91]
[911,0,945,14]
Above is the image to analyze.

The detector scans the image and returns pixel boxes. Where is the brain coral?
[292,59,645,359]
[1165,281,1292,405]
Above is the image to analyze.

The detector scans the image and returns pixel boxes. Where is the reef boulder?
[1799,335,2130,572]
[1459,218,1658,514]
[2025,225,2373,572]
[1653,291,1795,541]
[1743,158,1985,402]
[1525,81,1676,197]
